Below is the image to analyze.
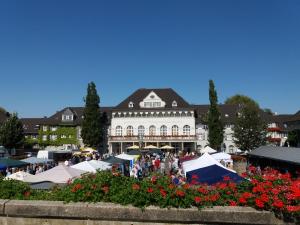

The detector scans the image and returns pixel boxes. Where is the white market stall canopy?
[4,171,35,182]
[200,146,217,154]
[182,153,232,175]
[211,152,232,161]
[116,153,139,161]
[71,160,112,173]
[31,165,86,184]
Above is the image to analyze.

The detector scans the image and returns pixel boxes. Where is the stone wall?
[0,200,294,225]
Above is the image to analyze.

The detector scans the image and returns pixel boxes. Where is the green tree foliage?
[263,108,274,115]
[81,82,102,148]
[287,129,300,147]
[225,94,260,109]
[233,105,267,151]
[207,80,224,150]
[0,113,24,151]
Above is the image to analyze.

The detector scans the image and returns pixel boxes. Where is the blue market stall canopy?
[186,164,244,185]
[0,158,29,169]
[183,153,243,185]
[21,157,53,164]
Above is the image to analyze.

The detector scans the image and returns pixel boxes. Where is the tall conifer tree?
[207,80,224,150]
[0,113,24,153]
[81,82,102,148]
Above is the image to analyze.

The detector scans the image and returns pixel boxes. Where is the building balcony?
[267,137,282,142]
[267,127,281,132]
[109,135,197,142]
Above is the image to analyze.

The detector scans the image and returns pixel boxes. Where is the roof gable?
[115,88,191,110]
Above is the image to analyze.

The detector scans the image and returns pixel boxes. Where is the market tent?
[32,165,85,183]
[149,149,164,155]
[71,160,112,173]
[186,164,244,185]
[116,153,139,161]
[127,145,140,150]
[4,171,35,182]
[200,146,217,154]
[183,153,243,185]
[0,158,29,169]
[182,153,232,174]
[21,157,53,164]
[211,152,232,162]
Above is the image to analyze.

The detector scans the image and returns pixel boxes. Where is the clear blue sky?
[0,0,299,117]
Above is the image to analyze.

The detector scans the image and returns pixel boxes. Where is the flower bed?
[0,168,299,222]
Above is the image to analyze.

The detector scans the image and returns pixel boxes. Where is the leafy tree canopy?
[225,94,260,109]
[233,105,267,151]
[0,113,24,150]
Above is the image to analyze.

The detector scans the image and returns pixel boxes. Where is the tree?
[225,94,259,109]
[207,80,224,151]
[287,129,300,147]
[233,105,267,151]
[0,113,24,153]
[263,108,274,116]
[81,82,102,148]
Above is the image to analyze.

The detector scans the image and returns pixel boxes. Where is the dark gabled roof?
[249,146,300,165]
[21,118,48,134]
[38,106,113,126]
[193,104,240,124]
[115,88,191,110]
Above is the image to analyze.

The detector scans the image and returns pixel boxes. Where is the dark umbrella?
[149,149,163,155]
[0,158,29,170]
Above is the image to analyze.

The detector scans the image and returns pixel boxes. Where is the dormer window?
[62,114,73,121]
[128,101,134,108]
[172,101,177,107]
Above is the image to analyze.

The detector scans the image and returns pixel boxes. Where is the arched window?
[160,125,167,136]
[115,126,122,136]
[229,145,234,153]
[149,125,156,136]
[172,125,178,136]
[183,125,190,135]
[126,126,133,136]
[138,125,145,137]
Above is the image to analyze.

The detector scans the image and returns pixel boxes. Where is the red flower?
[260,193,269,203]
[160,189,167,198]
[101,185,109,194]
[255,199,264,208]
[229,200,237,206]
[24,191,30,197]
[194,196,201,204]
[168,184,175,189]
[175,190,185,197]
[286,205,300,212]
[132,184,140,190]
[91,184,97,190]
[239,197,247,204]
[197,187,208,194]
[85,191,91,197]
[147,188,154,193]
[272,200,284,209]
[183,184,190,190]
